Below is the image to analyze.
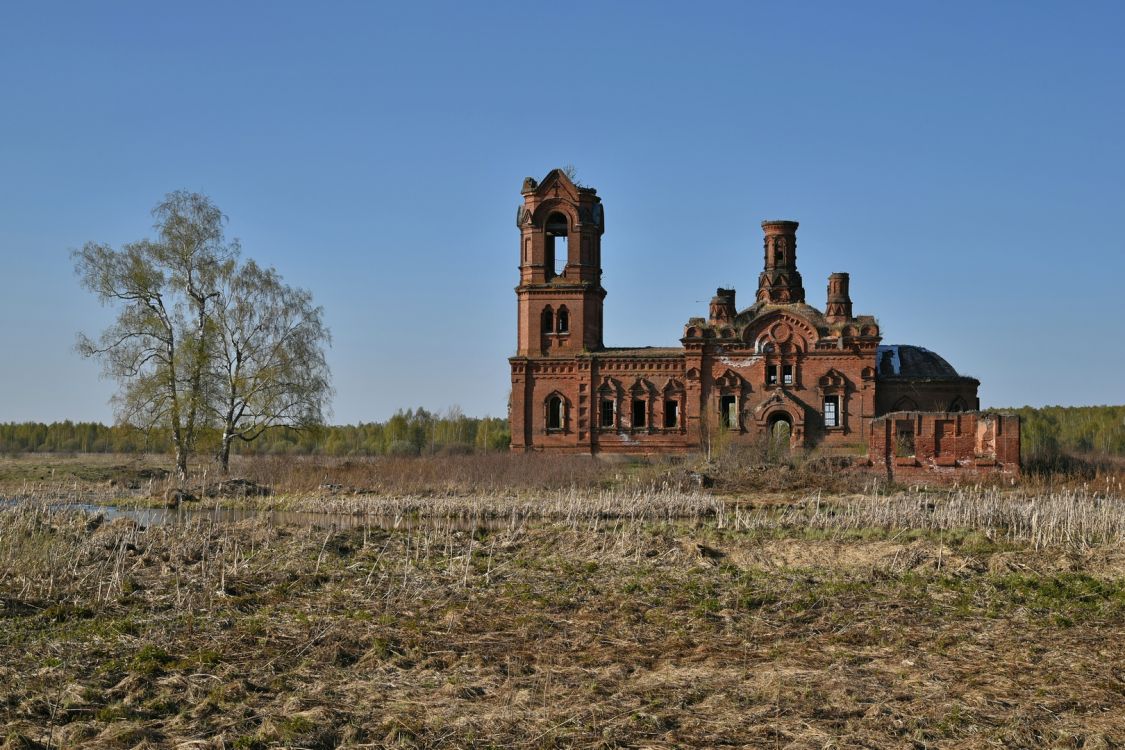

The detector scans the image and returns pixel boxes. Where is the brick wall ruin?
[868,412,1021,481]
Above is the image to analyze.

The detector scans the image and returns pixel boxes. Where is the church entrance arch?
[767,412,793,458]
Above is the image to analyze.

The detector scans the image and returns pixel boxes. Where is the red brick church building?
[508,169,1018,477]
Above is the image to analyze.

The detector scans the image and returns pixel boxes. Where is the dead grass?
[731,482,1125,548]
[0,453,169,486]
[231,452,649,494]
[0,452,677,503]
[3,497,1125,748]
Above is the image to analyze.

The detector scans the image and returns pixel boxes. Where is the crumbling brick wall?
[869,411,1020,481]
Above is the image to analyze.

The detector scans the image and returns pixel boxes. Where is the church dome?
[876,345,962,380]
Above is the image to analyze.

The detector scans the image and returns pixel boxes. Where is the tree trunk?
[170,375,188,485]
[218,434,232,475]
[184,306,209,455]
[174,441,189,484]
[219,397,238,475]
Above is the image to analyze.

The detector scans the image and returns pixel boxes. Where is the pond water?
[0,499,510,531]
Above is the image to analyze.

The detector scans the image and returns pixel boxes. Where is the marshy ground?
[2,453,1125,748]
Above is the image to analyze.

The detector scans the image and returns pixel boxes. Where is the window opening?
[824,396,839,428]
[664,399,679,429]
[720,395,737,429]
[547,396,564,431]
[632,398,647,428]
[782,364,793,385]
[556,308,569,334]
[599,399,615,428]
[767,366,778,386]
[894,420,915,457]
[541,308,554,335]
[545,212,568,279]
[553,235,568,277]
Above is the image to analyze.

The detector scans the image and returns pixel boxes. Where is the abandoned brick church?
[509,169,1019,477]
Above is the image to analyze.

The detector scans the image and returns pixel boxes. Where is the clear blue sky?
[1,1,1122,424]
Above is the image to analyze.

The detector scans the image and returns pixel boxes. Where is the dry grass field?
[2,453,1125,748]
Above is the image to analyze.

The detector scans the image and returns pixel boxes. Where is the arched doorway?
[767,412,792,459]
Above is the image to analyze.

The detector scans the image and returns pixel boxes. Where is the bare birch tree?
[210,259,332,473]
[73,192,237,483]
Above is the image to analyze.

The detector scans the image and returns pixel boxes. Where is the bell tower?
[515,169,606,356]
[757,220,805,304]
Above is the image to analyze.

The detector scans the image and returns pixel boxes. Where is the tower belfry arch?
[514,169,606,357]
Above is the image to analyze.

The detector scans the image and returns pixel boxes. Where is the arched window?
[631,397,647,428]
[720,395,737,428]
[949,397,968,412]
[891,396,919,412]
[545,212,568,279]
[629,380,652,430]
[598,381,618,430]
[541,306,554,335]
[819,369,846,430]
[556,306,569,334]
[823,396,839,427]
[547,395,565,431]
[662,379,684,430]
[599,396,616,428]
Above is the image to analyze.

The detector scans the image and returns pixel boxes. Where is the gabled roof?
[523,169,594,200]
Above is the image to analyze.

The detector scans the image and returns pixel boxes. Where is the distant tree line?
[0,408,510,457]
[3,406,1121,461]
[999,405,1125,459]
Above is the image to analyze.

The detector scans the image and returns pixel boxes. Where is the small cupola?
[825,272,852,323]
[709,288,736,323]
